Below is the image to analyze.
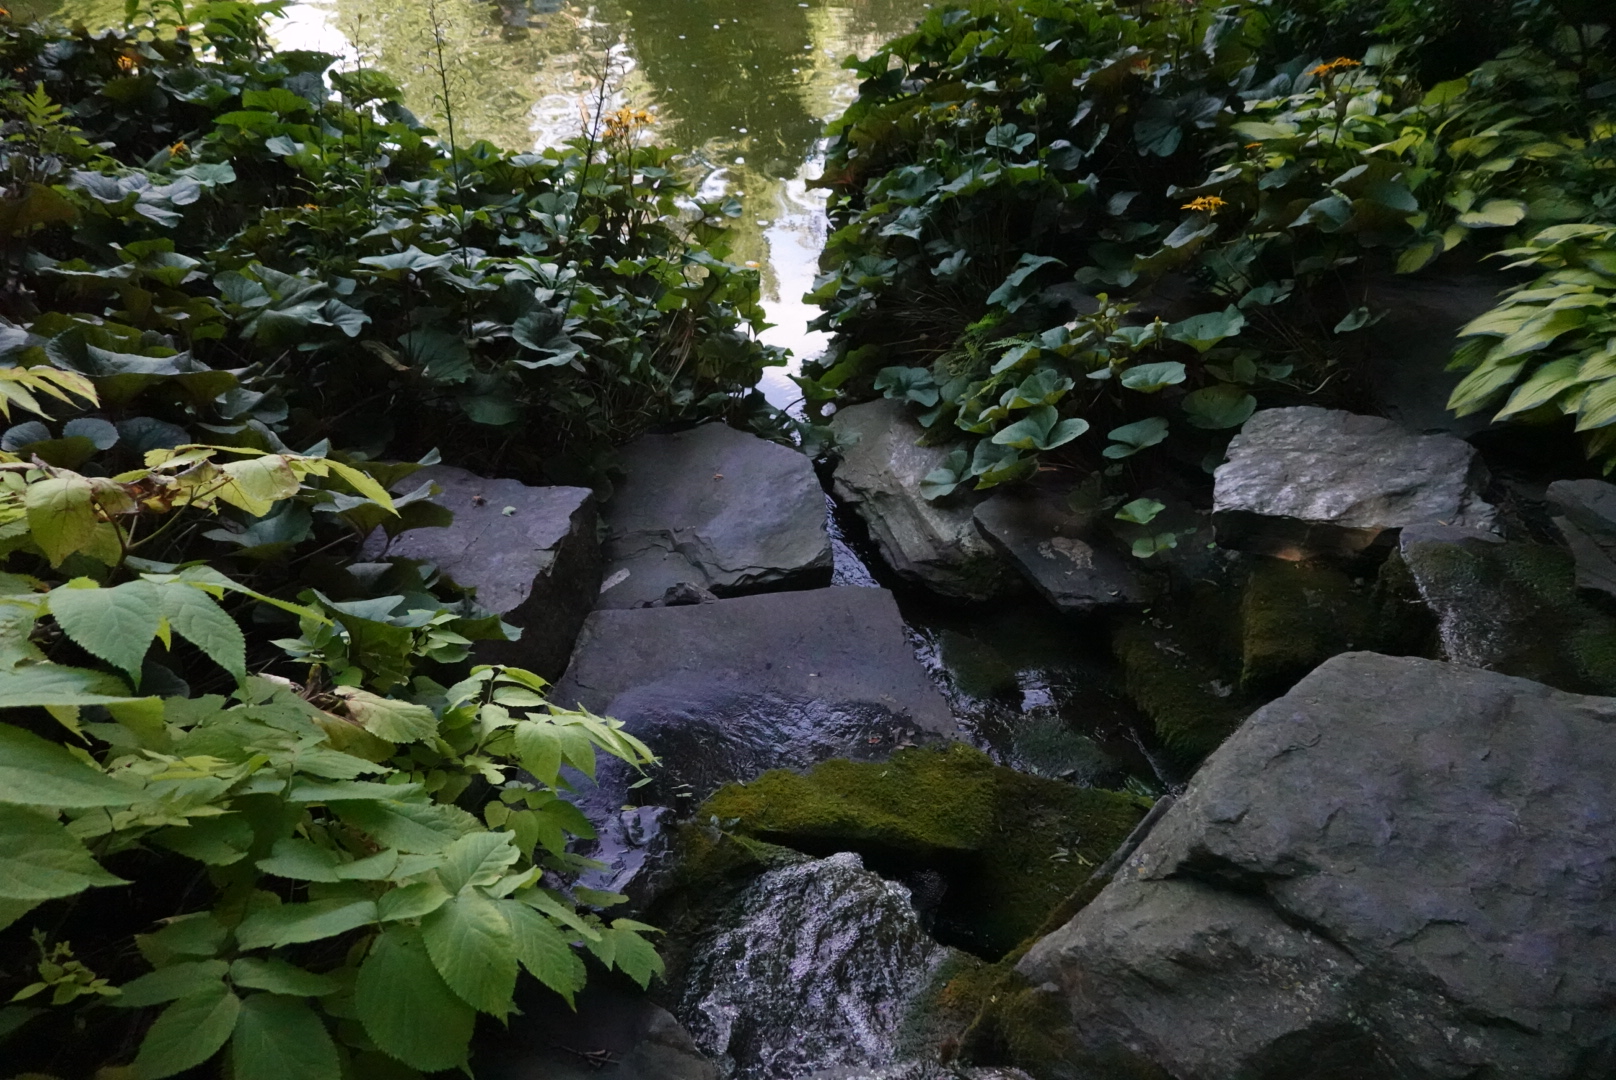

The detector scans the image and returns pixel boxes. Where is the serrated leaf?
[421,890,517,1017]
[378,880,453,922]
[151,814,254,866]
[114,960,229,1008]
[333,687,437,743]
[132,982,240,1080]
[436,832,521,895]
[156,583,245,680]
[356,926,474,1073]
[24,475,97,566]
[0,723,140,807]
[513,721,563,786]
[601,921,664,988]
[332,799,473,853]
[498,900,584,1005]
[229,957,339,997]
[47,580,161,681]
[0,804,127,900]
[256,838,343,882]
[235,898,376,950]
[231,994,341,1080]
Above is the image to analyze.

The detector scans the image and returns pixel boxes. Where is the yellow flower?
[1308,57,1363,78]
[1181,195,1228,214]
[115,54,137,73]
[168,141,187,156]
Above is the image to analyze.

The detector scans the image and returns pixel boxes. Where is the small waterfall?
[676,852,950,1080]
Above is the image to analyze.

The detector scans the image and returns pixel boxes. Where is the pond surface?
[24,0,937,409]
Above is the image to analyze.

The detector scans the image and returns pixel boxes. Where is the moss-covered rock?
[699,744,1149,959]
[1112,611,1252,759]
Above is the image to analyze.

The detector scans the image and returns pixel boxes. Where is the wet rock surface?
[1016,652,1616,1080]
[598,423,832,609]
[1397,523,1616,694]
[676,852,952,1080]
[971,489,1149,613]
[829,400,1017,601]
[478,983,718,1080]
[1547,478,1616,600]
[363,464,598,679]
[1213,406,1496,558]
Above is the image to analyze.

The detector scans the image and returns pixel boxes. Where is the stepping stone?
[552,587,956,808]
[364,465,598,680]
[1546,478,1616,600]
[596,423,832,610]
[972,489,1149,613]
[829,399,1017,601]
[1213,406,1496,559]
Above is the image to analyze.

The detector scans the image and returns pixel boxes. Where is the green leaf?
[1448,355,1529,415]
[601,921,664,988]
[498,900,585,1005]
[1494,356,1584,420]
[0,723,140,807]
[986,254,1063,310]
[1334,306,1384,334]
[256,837,343,882]
[0,663,136,708]
[333,799,474,853]
[1119,362,1186,393]
[1165,308,1245,353]
[114,960,229,1008]
[437,832,521,895]
[990,406,1089,451]
[1457,199,1527,228]
[47,579,161,681]
[0,804,127,900]
[356,926,475,1073]
[231,994,340,1080]
[420,890,518,1016]
[378,880,453,922]
[151,814,254,866]
[872,366,939,407]
[156,583,245,681]
[333,687,437,743]
[25,476,97,566]
[1396,236,1443,274]
[1104,417,1169,458]
[229,957,339,997]
[1183,385,1257,429]
[235,898,376,950]
[918,448,969,502]
[1421,77,1469,106]
[1115,498,1166,525]
[132,982,240,1080]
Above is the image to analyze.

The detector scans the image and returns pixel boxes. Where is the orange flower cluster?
[1181,195,1228,214]
[115,54,137,73]
[1308,57,1363,77]
[168,141,188,156]
[603,107,653,140]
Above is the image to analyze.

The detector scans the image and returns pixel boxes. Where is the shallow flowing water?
[21,0,937,409]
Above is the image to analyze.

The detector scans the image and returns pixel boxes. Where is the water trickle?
[678,852,949,1080]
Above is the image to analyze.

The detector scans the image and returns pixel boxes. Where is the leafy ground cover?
[800,0,1614,514]
[0,1,785,1074]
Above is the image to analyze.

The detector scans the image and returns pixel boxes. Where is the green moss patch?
[699,744,1149,959]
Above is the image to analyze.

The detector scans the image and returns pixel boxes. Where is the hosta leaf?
[132,982,240,1080]
[47,579,161,681]
[0,723,140,807]
[24,475,97,566]
[498,900,585,1005]
[1494,356,1585,420]
[156,583,245,680]
[114,960,229,1008]
[421,890,518,1016]
[1447,356,1530,416]
[356,926,475,1073]
[231,994,341,1080]
[332,687,437,743]
[0,804,127,900]
[235,898,376,950]
[229,957,339,997]
[1457,198,1528,228]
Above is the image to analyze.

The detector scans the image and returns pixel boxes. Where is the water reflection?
[25,0,934,408]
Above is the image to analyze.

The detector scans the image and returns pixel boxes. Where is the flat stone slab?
[552,587,955,810]
[829,400,1016,602]
[597,423,831,609]
[1017,653,1616,1079]
[1213,406,1496,558]
[364,465,598,680]
[972,490,1149,613]
[1547,478,1616,599]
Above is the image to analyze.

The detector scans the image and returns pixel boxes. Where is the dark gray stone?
[829,400,1017,601]
[597,423,831,609]
[479,986,718,1080]
[1213,407,1496,559]
[364,465,598,680]
[1016,653,1616,1080]
[552,587,955,811]
[972,490,1149,613]
[1547,479,1616,599]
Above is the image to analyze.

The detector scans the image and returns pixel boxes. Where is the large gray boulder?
[972,489,1149,613]
[364,465,598,680]
[1016,653,1616,1080]
[829,400,1017,601]
[597,423,831,609]
[552,587,954,806]
[1213,407,1495,559]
